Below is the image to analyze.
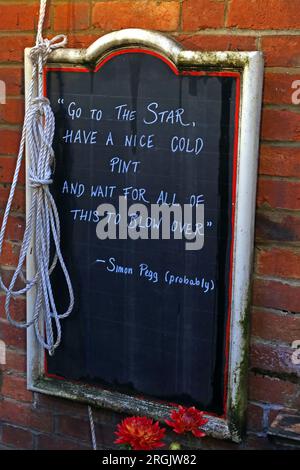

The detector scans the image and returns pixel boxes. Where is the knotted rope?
[0,0,74,355]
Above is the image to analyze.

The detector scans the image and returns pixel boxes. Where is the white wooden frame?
[25,29,263,443]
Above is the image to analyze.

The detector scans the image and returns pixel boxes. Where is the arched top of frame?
[46,28,262,71]
[48,29,183,67]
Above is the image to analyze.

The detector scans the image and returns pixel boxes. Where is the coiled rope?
[0,0,74,355]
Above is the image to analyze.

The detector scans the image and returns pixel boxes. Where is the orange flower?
[115,416,166,450]
[165,406,208,438]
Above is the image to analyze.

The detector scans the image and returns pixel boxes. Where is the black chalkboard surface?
[46,50,239,415]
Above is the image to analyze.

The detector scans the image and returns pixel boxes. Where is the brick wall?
[0,0,299,450]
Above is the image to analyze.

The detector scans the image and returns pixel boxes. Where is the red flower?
[114,416,166,450]
[165,406,208,438]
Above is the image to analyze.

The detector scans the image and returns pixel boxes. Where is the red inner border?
[43,48,241,421]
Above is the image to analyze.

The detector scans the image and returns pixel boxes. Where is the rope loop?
[31,96,50,108]
[0,0,73,354]
[30,34,67,65]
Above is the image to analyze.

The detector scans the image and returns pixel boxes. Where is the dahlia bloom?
[115,416,166,450]
[165,406,208,438]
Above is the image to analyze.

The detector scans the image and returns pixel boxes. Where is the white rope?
[88,406,97,450]
[0,0,74,355]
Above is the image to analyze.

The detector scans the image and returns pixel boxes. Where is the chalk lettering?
[115,104,136,121]
[90,108,103,121]
[171,136,204,156]
[105,131,114,146]
[90,185,116,198]
[68,102,82,120]
[122,187,149,202]
[124,134,154,149]
[156,191,178,205]
[62,180,85,197]
[110,157,140,174]
[107,257,133,275]
[62,129,98,144]
[139,263,158,283]
[70,209,100,223]
[143,102,192,126]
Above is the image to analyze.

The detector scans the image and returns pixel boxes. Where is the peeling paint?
[226,264,255,443]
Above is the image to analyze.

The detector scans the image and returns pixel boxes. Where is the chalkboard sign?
[44,49,240,416]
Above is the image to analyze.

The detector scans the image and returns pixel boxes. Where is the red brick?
[36,434,89,450]
[227,0,300,30]
[0,240,21,266]
[0,295,26,323]
[92,422,120,449]
[0,129,22,156]
[0,185,25,213]
[291,79,300,106]
[259,146,300,178]
[2,424,33,450]
[0,241,21,270]
[256,247,300,279]
[35,393,87,417]
[0,399,53,433]
[264,73,297,106]
[0,98,24,125]
[257,178,300,211]
[252,278,300,312]
[0,268,27,292]
[2,349,26,373]
[0,68,23,96]
[36,393,125,432]
[177,34,256,51]
[67,34,103,49]
[92,1,180,31]
[255,211,300,243]
[182,0,225,30]
[93,407,125,427]
[247,402,264,432]
[251,341,300,378]
[57,415,90,441]
[249,373,297,406]
[0,320,26,350]
[0,157,25,184]
[1,374,32,402]
[0,36,34,63]
[251,308,300,344]
[0,215,25,242]
[261,108,300,142]
[262,36,300,67]
[54,3,90,32]
[0,5,39,31]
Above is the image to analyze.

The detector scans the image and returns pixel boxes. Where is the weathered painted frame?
[25,29,263,443]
